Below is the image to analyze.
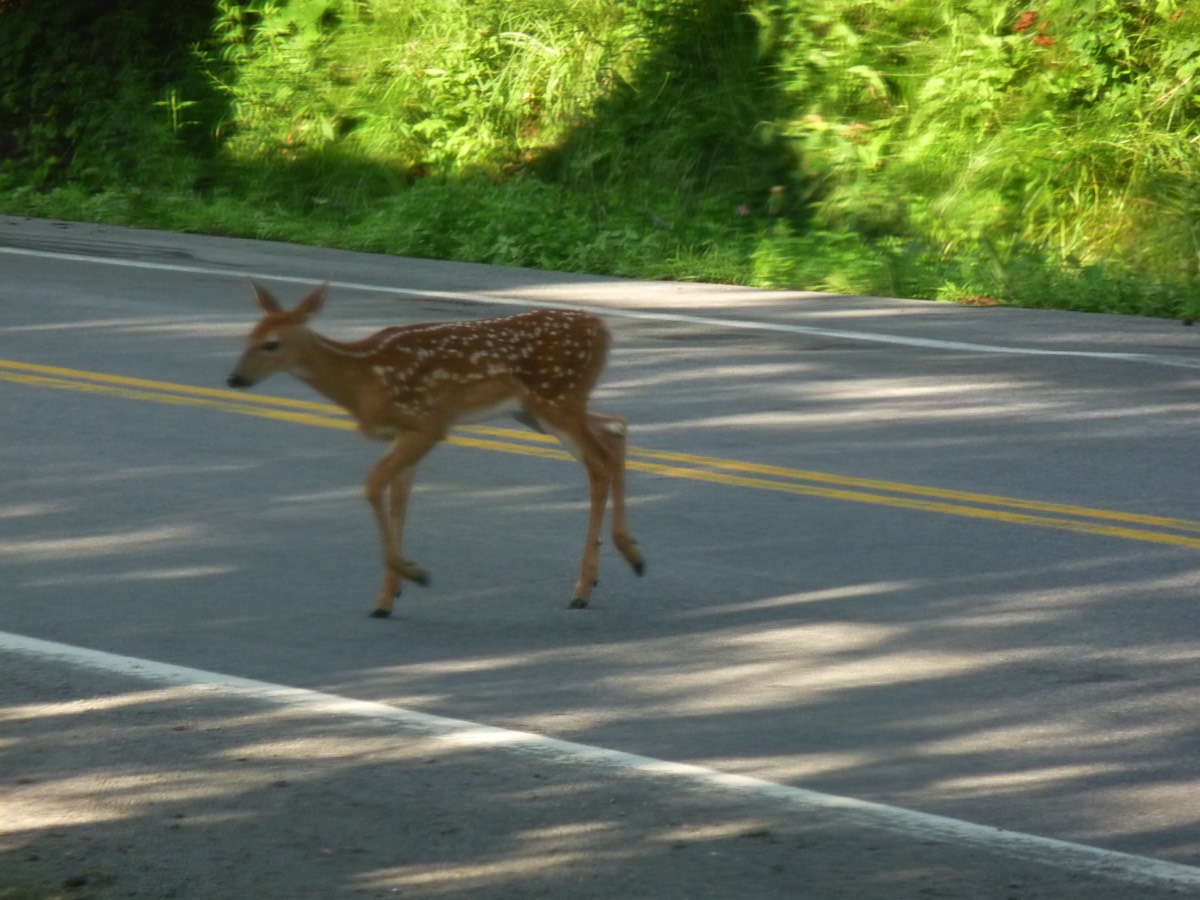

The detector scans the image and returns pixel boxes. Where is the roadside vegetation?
[1,0,1197,318]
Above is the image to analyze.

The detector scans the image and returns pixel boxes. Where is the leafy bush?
[770,0,1200,287]
[0,0,1196,316]
[207,0,634,174]
[0,0,218,189]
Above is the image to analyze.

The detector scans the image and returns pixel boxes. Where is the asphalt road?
[3,217,1200,897]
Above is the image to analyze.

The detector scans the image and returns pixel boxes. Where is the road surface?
[2,216,1199,897]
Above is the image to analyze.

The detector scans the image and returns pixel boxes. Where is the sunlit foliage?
[0,0,1197,316]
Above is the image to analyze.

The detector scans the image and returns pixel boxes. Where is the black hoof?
[568,598,589,609]
[633,560,646,577]
[369,608,391,619]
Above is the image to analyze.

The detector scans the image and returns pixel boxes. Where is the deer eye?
[261,339,282,352]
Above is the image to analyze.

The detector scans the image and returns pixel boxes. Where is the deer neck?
[289,330,373,415]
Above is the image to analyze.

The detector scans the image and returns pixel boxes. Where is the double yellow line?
[5,358,1200,550]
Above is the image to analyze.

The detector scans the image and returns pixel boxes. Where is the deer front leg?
[364,435,436,618]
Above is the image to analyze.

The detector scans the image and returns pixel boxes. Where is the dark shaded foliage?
[0,0,220,185]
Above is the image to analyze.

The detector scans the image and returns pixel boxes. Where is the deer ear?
[294,282,328,321]
[251,280,283,314]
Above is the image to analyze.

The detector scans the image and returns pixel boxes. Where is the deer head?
[227,281,327,389]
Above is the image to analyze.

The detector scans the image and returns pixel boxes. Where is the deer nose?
[227,372,251,389]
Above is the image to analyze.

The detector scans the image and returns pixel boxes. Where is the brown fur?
[227,282,644,616]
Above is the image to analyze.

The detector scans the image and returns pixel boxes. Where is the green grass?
[0,0,1197,317]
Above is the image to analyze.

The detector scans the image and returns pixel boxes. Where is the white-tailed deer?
[227,282,644,617]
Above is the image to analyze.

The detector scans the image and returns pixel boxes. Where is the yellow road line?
[462,424,1200,534]
[623,459,1200,550]
[0,359,335,412]
[625,446,1200,533]
[0,369,355,431]
[5,358,1199,549]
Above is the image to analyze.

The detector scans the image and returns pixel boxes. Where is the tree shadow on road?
[4,297,1200,895]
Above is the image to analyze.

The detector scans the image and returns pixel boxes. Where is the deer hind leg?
[588,412,644,578]
[387,465,430,585]
[364,435,435,618]
[527,408,618,608]
[571,429,613,609]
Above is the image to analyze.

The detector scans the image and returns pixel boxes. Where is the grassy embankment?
[0,0,1197,317]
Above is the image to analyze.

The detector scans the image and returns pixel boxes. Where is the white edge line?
[3,245,1199,370]
[3,629,1199,890]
